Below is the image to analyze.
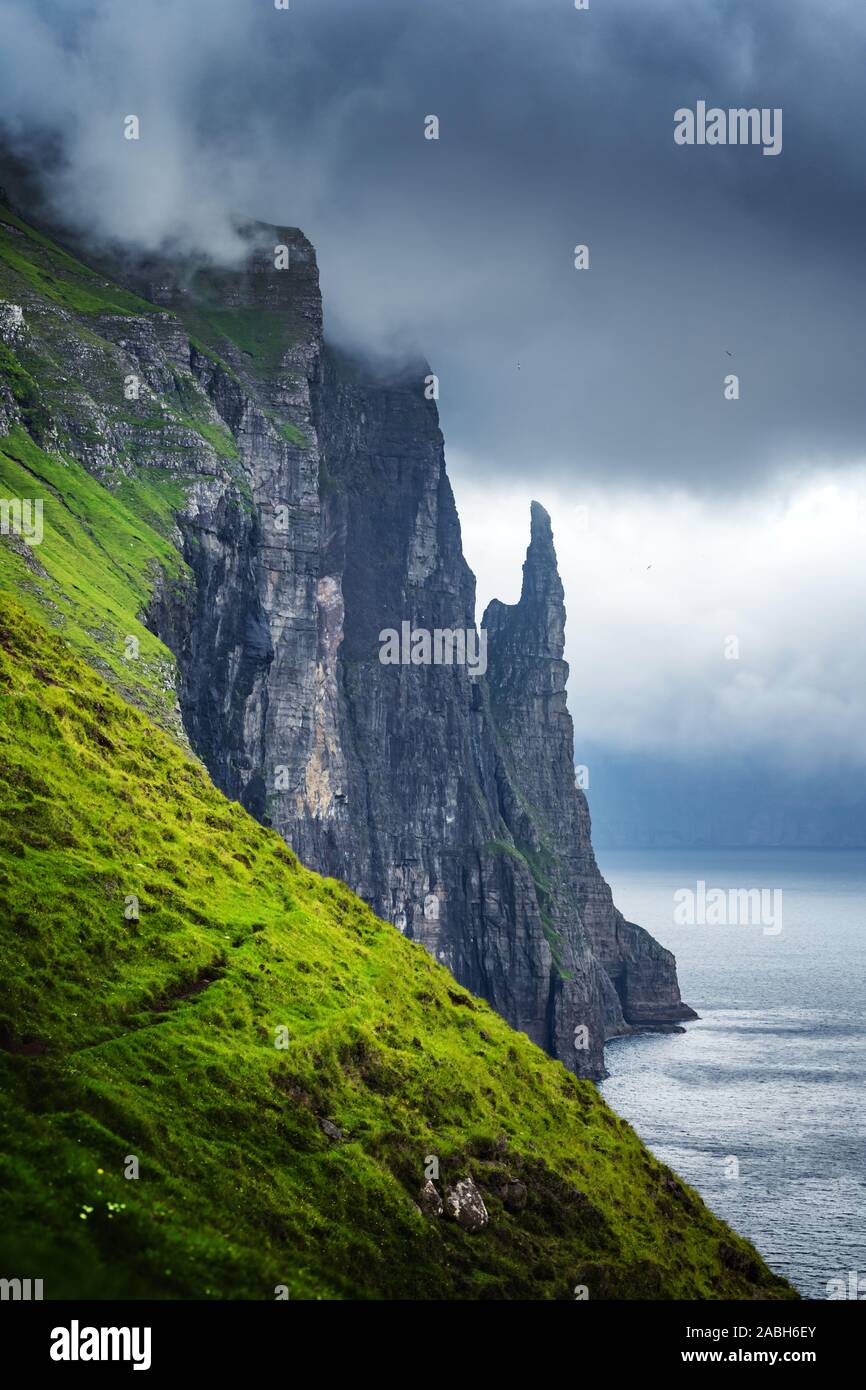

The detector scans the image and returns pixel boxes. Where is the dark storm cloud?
[1,0,864,486]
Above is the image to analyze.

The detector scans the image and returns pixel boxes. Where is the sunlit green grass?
[0,600,796,1300]
[0,426,186,724]
[0,205,155,317]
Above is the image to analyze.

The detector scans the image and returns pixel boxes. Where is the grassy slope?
[0,599,794,1300]
[0,206,302,726]
[0,203,241,727]
[0,206,156,317]
[0,425,186,725]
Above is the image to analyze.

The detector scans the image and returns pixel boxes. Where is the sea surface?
[597,848,866,1300]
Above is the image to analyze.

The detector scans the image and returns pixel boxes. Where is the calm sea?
[597,848,866,1300]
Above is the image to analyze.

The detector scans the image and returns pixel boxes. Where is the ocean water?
[597,849,866,1299]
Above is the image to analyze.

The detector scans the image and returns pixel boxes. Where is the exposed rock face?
[0,301,24,343]
[444,1178,489,1232]
[482,505,696,1039]
[139,228,694,1077]
[1,205,694,1078]
[418,1180,444,1218]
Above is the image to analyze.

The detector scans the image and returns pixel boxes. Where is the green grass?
[0,206,156,317]
[485,837,569,975]
[178,305,302,379]
[0,343,52,437]
[0,599,797,1301]
[0,204,798,1302]
[0,204,262,725]
[0,425,187,724]
[185,416,239,461]
[1,206,310,491]
[281,421,310,449]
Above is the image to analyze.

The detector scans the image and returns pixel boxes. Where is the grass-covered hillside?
[0,599,795,1299]
[0,200,258,733]
[0,422,186,726]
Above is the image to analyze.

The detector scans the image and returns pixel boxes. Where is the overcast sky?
[1,0,864,771]
[457,468,866,772]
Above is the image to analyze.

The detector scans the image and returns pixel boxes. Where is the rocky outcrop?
[418,1180,444,1217]
[0,203,694,1078]
[444,1178,489,1232]
[483,503,696,1040]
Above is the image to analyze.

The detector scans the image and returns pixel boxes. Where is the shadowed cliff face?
[483,505,697,1042]
[2,206,693,1078]
[142,224,695,1078]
